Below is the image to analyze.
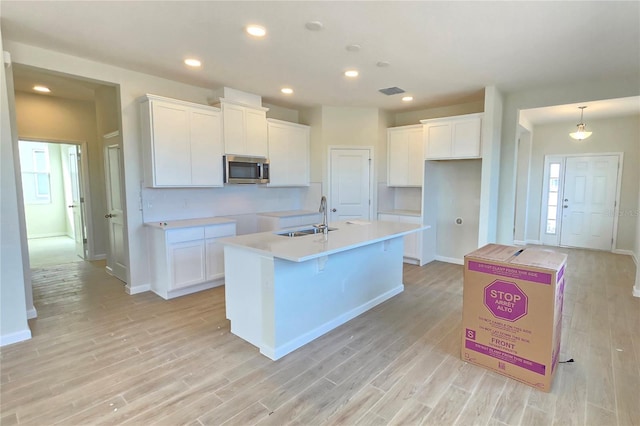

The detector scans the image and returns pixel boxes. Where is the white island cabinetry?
[146,218,236,299]
[422,113,482,160]
[219,220,429,360]
[267,119,310,187]
[139,94,223,187]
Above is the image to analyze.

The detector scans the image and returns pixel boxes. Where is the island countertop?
[218,220,429,263]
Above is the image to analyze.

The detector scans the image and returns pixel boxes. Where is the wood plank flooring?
[1,247,638,425]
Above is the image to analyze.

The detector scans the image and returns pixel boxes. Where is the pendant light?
[569,106,592,140]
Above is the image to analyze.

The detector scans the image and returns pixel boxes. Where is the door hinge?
[80,197,85,203]
[614,200,617,208]
[83,238,88,244]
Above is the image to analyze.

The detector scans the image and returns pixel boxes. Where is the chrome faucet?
[317,195,329,234]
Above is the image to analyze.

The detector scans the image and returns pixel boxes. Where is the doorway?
[18,140,89,267]
[328,147,373,221]
[540,153,622,250]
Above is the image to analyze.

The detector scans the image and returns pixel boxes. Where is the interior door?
[560,155,619,250]
[66,144,86,259]
[104,136,127,283]
[329,148,371,221]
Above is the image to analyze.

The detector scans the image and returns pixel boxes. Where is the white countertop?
[257,210,320,218]
[378,209,422,217]
[144,217,236,230]
[218,220,430,262]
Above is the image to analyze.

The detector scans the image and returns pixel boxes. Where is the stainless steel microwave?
[223,155,270,184]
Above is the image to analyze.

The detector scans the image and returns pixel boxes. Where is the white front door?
[560,155,619,250]
[329,148,372,221]
[104,135,127,283]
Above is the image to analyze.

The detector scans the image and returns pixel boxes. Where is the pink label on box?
[468,261,552,285]
[465,339,546,375]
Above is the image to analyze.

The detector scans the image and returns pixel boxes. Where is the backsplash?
[141,182,322,223]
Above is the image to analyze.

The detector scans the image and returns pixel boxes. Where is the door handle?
[331,208,337,212]
[563,205,568,208]
[105,213,114,218]
[68,205,76,208]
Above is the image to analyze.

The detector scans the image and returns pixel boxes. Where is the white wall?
[514,130,532,243]
[497,77,640,245]
[394,100,484,126]
[525,115,639,250]
[635,165,640,297]
[1,40,31,345]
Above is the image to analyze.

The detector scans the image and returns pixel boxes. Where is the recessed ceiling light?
[344,70,359,78]
[281,87,293,95]
[246,25,266,37]
[305,21,324,31]
[402,96,414,102]
[346,44,361,52]
[184,58,201,67]
[33,85,50,93]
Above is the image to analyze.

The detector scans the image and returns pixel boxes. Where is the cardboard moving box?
[461,244,567,392]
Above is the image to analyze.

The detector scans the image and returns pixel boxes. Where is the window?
[546,162,561,234]
[20,142,52,204]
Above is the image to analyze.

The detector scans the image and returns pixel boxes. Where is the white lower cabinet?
[148,222,236,299]
[378,213,422,264]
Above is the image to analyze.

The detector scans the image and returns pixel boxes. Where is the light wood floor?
[1,248,638,425]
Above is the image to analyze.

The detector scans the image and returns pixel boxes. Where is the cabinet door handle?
[105,213,114,218]
[331,208,337,212]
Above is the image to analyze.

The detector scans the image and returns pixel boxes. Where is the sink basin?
[277,227,337,237]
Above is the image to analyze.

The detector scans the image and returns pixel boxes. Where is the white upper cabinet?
[221,100,269,157]
[139,94,223,188]
[421,113,483,160]
[267,119,310,187]
[387,124,424,187]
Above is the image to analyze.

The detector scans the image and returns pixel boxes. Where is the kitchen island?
[218,220,429,360]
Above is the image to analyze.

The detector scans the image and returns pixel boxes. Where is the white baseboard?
[126,284,151,295]
[513,240,527,246]
[1,329,32,346]
[435,255,464,265]
[91,254,106,261]
[612,249,634,257]
[27,307,38,319]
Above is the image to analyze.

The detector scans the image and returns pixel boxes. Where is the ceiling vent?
[378,86,405,96]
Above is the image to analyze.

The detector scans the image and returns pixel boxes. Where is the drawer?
[167,227,204,243]
[205,223,236,238]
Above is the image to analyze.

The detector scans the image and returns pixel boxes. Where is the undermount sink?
[276,227,337,237]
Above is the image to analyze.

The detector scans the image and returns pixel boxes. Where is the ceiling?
[2,1,639,113]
